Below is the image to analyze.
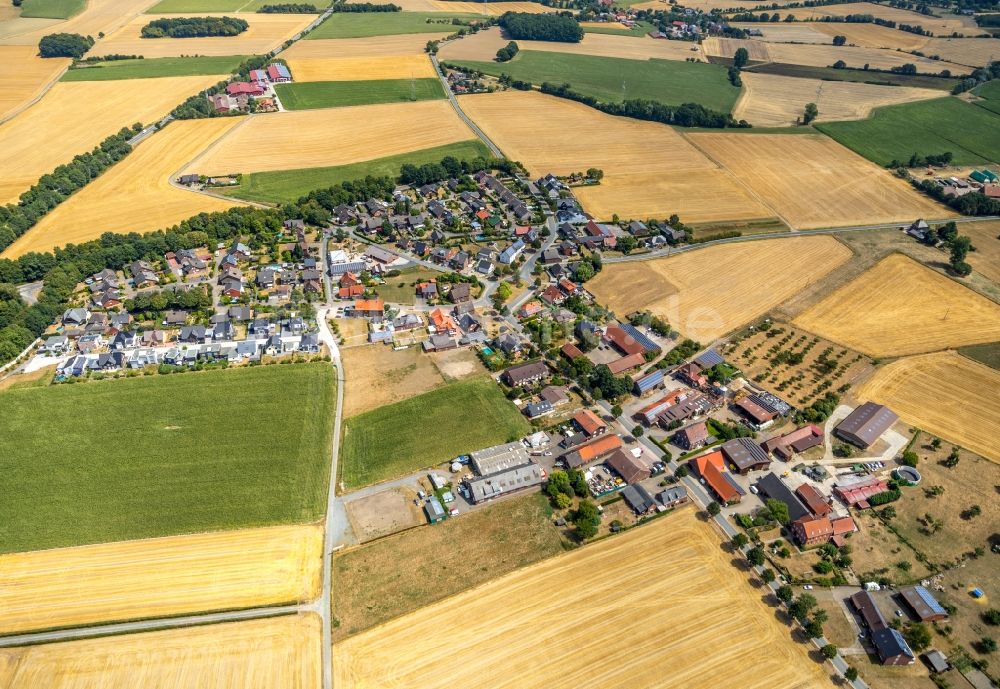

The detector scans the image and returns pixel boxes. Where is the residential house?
[574,408,607,437]
[622,484,655,514]
[502,360,548,387]
[672,421,709,451]
[351,299,385,323]
[606,448,651,484]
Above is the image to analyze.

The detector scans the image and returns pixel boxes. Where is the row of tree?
[140,16,249,39]
[398,155,518,186]
[258,3,320,12]
[330,2,401,11]
[952,59,1000,95]
[498,12,583,42]
[124,285,213,315]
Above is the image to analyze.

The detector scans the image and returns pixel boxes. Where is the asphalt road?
[430,52,505,159]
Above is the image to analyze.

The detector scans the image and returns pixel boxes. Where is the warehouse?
[466,463,544,503]
[470,441,530,476]
[721,437,771,474]
[835,402,898,448]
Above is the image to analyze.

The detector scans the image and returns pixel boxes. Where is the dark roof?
[900,586,948,621]
[618,322,660,352]
[605,449,651,484]
[835,402,898,447]
[622,484,654,513]
[850,590,888,632]
[721,437,770,472]
[872,628,914,663]
[694,348,724,368]
[503,360,548,384]
[755,473,809,522]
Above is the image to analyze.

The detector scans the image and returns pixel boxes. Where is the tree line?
[331,2,401,10]
[140,16,249,39]
[398,156,519,186]
[38,33,94,58]
[498,12,583,42]
[952,59,1000,94]
[258,3,320,12]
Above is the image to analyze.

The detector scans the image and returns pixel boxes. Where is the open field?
[3,118,241,259]
[307,11,480,39]
[857,351,1000,464]
[766,42,970,74]
[633,0,799,8]
[333,508,832,689]
[0,524,322,634]
[373,265,446,305]
[283,35,444,81]
[149,0,332,10]
[185,100,475,176]
[450,51,738,112]
[812,22,930,50]
[0,614,321,689]
[0,75,222,204]
[333,493,562,638]
[225,139,491,204]
[730,22,831,44]
[439,26,705,62]
[340,375,530,489]
[344,487,423,542]
[922,36,1000,68]
[733,72,943,127]
[458,90,774,223]
[959,342,1000,370]
[685,132,952,228]
[793,254,1000,357]
[748,62,958,89]
[275,77,445,109]
[961,219,1000,283]
[61,54,249,81]
[0,0,155,46]
[779,3,975,36]
[589,236,852,341]
[0,46,70,122]
[429,0,553,13]
[90,12,315,58]
[0,364,334,554]
[18,0,86,19]
[703,36,771,61]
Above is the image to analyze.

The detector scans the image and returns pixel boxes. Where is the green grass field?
[0,364,335,554]
[19,0,85,19]
[275,78,444,109]
[307,12,479,39]
[148,0,331,11]
[224,139,491,203]
[583,20,654,36]
[972,80,1000,115]
[451,51,740,113]
[61,55,248,81]
[340,376,531,490]
[816,97,1000,166]
[375,266,443,304]
[959,342,1000,371]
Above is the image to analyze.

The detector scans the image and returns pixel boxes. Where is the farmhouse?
[636,389,686,426]
[850,590,915,666]
[562,434,623,469]
[793,516,834,546]
[899,586,949,622]
[540,386,569,407]
[835,402,898,449]
[795,483,832,517]
[605,448,651,485]
[502,360,548,387]
[690,450,744,505]
[733,396,776,430]
[673,421,709,451]
[676,362,707,388]
[573,408,608,437]
[762,425,824,461]
[656,392,711,427]
[350,299,385,322]
[470,441,530,476]
[466,462,544,504]
[720,437,771,475]
[656,485,688,509]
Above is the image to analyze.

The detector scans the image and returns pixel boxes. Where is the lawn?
[224,139,492,203]
[61,55,249,81]
[450,51,740,113]
[816,96,1000,166]
[274,77,444,110]
[19,0,85,19]
[307,12,479,39]
[972,79,1000,115]
[340,375,531,490]
[375,265,444,305]
[0,364,335,554]
[332,492,561,638]
[148,0,331,11]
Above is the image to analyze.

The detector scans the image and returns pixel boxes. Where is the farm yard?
[275,78,446,109]
[587,236,853,341]
[0,614,322,689]
[344,487,424,542]
[0,524,322,634]
[340,375,530,490]
[184,100,476,176]
[2,118,242,259]
[684,132,954,229]
[857,351,1000,464]
[0,364,335,553]
[333,493,562,638]
[333,509,832,689]
[793,254,1000,356]
[0,45,69,121]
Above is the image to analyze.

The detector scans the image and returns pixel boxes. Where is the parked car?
[803,585,814,590]
[449,508,459,516]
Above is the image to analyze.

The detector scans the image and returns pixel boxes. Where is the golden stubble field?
[283,34,446,81]
[588,236,852,341]
[0,614,322,689]
[633,0,798,9]
[961,220,1000,283]
[0,46,69,122]
[794,253,1000,357]
[185,100,475,175]
[858,351,1000,464]
[333,508,830,689]
[0,0,156,45]
[785,2,975,35]
[684,132,953,229]
[0,524,322,635]
[3,118,242,258]
[458,90,774,223]
[0,75,223,204]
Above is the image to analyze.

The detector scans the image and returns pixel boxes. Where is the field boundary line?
[0,61,72,127]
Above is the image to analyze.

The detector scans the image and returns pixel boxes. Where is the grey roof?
[872,628,914,663]
[925,650,948,673]
[424,496,446,520]
[755,473,810,522]
[656,485,687,505]
[470,441,530,476]
[622,484,654,513]
[466,463,543,503]
[835,402,899,447]
[721,437,770,472]
[694,348,724,368]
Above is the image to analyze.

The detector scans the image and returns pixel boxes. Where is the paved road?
[430,53,505,158]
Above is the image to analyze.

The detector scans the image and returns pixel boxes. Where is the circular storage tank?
[894,466,922,484]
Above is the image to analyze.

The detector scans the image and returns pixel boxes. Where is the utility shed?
[424,497,446,524]
[900,586,949,622]
[835,402,898,448]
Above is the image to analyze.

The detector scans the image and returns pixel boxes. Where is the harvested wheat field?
[703,36,771,61]
[811,23,931,51]
[960,219,1000,283]
[430,0,553,13]
[765,42,970,74]
[589,236,851,341]
[440,26,703,61]
[0,46,69,122]
[283,35,445,81]
[685,132,952,229]
[733,72,942,127]
[91,12,315,58]
[919,38,1000,68]
[186,100,475,175]
[2,119,242,259]
[347,0,436,8]
[0,524,322,634]
[459,90,772,222]
[634,0,798,9]
[858,351,1000,464]
[793,253,1000,357]
[0,0,156,45]
[730,23,829,44]
[333,509,829,689]
[785,3,974,36]
[0,75,222,204]
[0,614,321,689]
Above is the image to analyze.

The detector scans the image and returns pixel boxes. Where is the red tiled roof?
[574,409,606,436]
[604,324,644,356]
[692,450,741,504]
[354,299,384,312]
[561,342,585,360]
[576,434,622,461]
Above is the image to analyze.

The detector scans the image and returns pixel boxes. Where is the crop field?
[226,139,491,204]
[3,118,241,259]
[61,54,249,81]
[0,524,322,634]
[429,0,553,13]
[749,62,958,89]
[0,614,322,689]
[333,509,831,689]
[439,26,704,62]
[0,46,70,122]
[90,12,315,58]
[458,90,773,223]
[765,42,970,74]
[18,0,85,19]
[729,22,830,44]
[783,2,974,35]
[307,11,480,39]
[733,72,942,127]
[960,219,1000,283]
[685,132,953,229]
[0,363,334,554]
[450,51,738,112]
[185,100,475,176]
[810,23,933,51]
[793,253,1000,356]
[283,35,443,81]
[340,375,530,489]
[817,97,1000,166]
[702,36,771,61]
[589,236,851,341]
[0,0,155,46]
[149,0,332,10]
[0,75,222,204]
[275,77,445,109]
[858,351,1000,464]
[918,37,1000,68]
[973,79,1000,114]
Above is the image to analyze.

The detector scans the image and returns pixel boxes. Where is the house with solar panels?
[849,590,915,666]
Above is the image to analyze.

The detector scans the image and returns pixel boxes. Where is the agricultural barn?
[833,475,889,509]
[607,352,645,375]
[574,409,608,437]
[835,402,898,448]
[562,434,623,469]
[690,451,744,505]
[899,586,949,622]
[424,496,446,523]
[604,322,658,357]
[762,425,824,461]
[622,484,655,514]
[227,81,265,97]
[605,448,651,485]
[755,473,809,522]
[636,389,686,426]
[633,369,664,396]
[850,591,915,666]
[734,397,776,429]
[561,342,585,361]
[467,463,543,503]
[694,349,724,368]
[267,63,292,83]
[502,360,549,387]
[721,437,771,474]
[470,441,530,476]
[794,483,831,517]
